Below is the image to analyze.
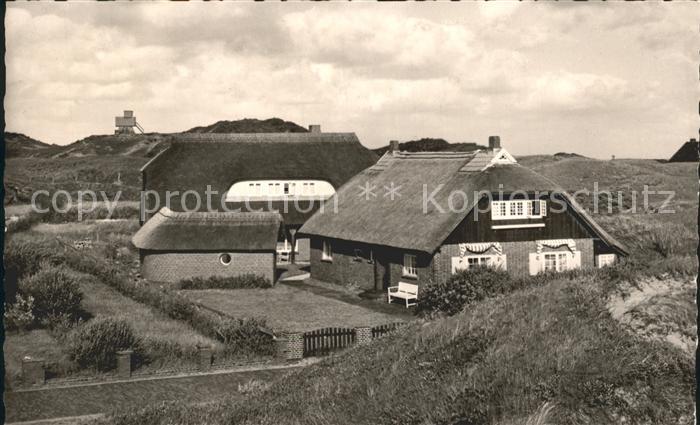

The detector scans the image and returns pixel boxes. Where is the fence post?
[355,327,372,346]
[285,332,304,361]
[22,356,45,386]
[197,345,213,371]
[116,350,133,378]
[274,334,289,360]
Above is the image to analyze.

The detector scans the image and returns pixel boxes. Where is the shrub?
[4,294,36,331]
[215,318,275,356]
[19,265,83,326]
[67,317,141,371]
[179,274,272,290]
[417,267,514,316]
[4,239,59,280]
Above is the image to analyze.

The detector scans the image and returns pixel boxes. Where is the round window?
[219,253,232,266]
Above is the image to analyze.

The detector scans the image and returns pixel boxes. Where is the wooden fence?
[371,322,404,338]
[303,327,356,357]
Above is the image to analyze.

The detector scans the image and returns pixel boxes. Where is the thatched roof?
[133,208,281,251]
[669,139,699,162]
[300,150,627,255]
[141,133,378,225]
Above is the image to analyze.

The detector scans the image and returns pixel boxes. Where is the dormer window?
[492,200,546,220]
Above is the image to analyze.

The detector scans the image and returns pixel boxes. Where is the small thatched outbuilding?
[133,208,282,283]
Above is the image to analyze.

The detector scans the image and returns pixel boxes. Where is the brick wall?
[310,237,433,291]
[435,238,594,281]
[141,250,275,283]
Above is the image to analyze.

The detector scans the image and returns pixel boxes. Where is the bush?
[179,274,272,290]
[4,239,59,280]
[67,317,141,371]
[417,267,514,316]
[4,294,36,331]
[19,265,83,326]
[215,318,275,356]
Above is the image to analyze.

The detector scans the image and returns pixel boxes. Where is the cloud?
[3,3,698,159]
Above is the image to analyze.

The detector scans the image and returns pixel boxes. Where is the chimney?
[488,136,501,150]
[308,125,321,133]
[389,140,400,154]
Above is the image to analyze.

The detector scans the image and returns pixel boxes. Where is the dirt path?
[607,277,696,356]
[5,362,309,423]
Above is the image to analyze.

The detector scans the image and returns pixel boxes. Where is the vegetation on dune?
[67,317,141,371]
[177,274,273,290]
[106,275,694,425]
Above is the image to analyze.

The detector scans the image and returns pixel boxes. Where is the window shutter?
[528,253,541,276]
[570,251,581,270]
[532,200,540,215]
[540,200,547,216]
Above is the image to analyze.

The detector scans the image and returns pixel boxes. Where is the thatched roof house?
[300,138,627,292]
[133,208,282,282]
[140,131,378,226]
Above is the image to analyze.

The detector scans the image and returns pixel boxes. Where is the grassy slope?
[103,156,696,425]
[107,275,694,425]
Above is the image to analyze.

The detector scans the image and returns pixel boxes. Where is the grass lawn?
[4,329,67,387]
[107,275,695,425]
[79,273,222,351]
[180,284,405,333]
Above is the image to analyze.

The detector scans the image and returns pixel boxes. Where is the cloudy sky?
[5,3,698,158]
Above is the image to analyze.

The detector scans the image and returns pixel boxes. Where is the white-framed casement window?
[322,240,333,261]
[491,200,547,220]
[451,255,507,273]
[529,250,581,275]
[596,254,616,268]
[543,252,568,272]
[403,254,418,277]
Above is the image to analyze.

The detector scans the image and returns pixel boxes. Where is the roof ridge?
[158,208,282,222]
[173,133,358,143]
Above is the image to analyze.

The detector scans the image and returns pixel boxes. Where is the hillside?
[4,132,63,158]
[372,138,486,156]
[186,118,308,134]
[107,273,694,425]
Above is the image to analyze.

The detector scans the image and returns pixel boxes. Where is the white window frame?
[543,252,569,272]
[403,254,418,278]
[491,200,547,220]
[322,240,333,261]
[451,254,506,274]
[596,254,616,268]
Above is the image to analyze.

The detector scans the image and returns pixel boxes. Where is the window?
[596,254,616,268]
[219,253,232,266]
[322,241,333,261]
[543,252,568,272]
[284,183,290,195]
[452,255,504,273]
[403,254,417,277]
[492,200,546,220]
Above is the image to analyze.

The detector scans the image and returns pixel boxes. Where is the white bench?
[387,282,418,308]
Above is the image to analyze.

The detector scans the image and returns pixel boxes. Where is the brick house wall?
[433,238,594,282]
[311,237,595,289]
[141,250,275,283]
[310,237,434,291]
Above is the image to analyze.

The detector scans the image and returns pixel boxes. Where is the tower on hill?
[115,110,145,135]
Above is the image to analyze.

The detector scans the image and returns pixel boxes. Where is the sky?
[4,2,699,158]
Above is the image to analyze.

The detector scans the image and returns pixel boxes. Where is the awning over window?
[459,242,503,257]
[536,239,577,254]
